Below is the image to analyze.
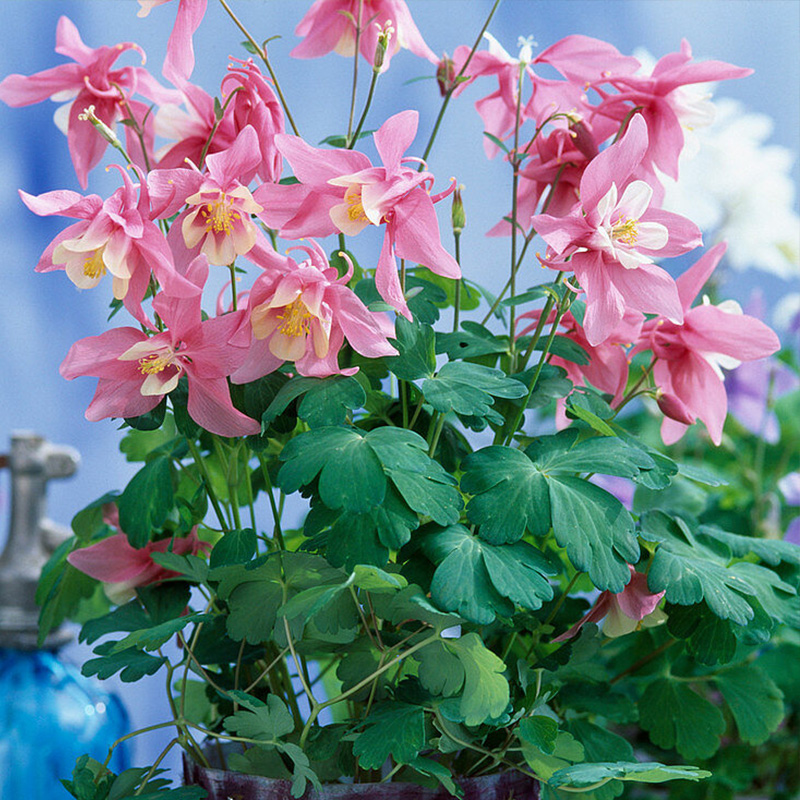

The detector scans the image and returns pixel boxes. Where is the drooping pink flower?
[595,39,752,181]
[20,165,195,325]
[137,0,208,85]
[634,243,781,445]
[68,505,208,603]
[291,0,436,72]
[60,255,259,437]
[231,240,396,382]
[553,565,666,641]
[255,110,459,317]
[531,114,702,346]
[0,16,177,187]
[447,33,635,159]
[221,58,285,183]
[149,125,274,268]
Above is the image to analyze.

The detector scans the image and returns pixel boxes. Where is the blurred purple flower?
[725,358,798,443]
[591,474,635,511]
[779,472,800,545]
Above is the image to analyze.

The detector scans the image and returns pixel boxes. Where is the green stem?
[349,67,379,147]
[419,0,503,164]
[258,454,285,549]
[614,358,656,415]
[299,632,441,748]
[452,231,462,332]
[507,63,525,365]
[186,438,229,531]
[428,412,446,457]
[345,0,364,143]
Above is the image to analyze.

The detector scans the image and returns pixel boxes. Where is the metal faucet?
[0,432,79,649]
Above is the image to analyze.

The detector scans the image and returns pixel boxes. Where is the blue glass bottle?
[0,433,130,797]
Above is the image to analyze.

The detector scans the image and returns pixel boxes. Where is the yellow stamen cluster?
[201,194,240,235]
[83,249,107,280]
[277,299,313,338]
[138,352,173,375]
[346,191,368,223]
[612,216,639,246]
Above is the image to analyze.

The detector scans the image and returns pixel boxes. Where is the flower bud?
[451,184,466,234]
[656,390,695,425]
[566,111,598,159]
[374,20,395,72]
[436,54,456,96]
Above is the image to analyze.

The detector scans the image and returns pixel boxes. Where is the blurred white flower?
[661,98,800,280]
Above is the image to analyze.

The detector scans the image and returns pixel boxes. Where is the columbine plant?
[4,2,799,799]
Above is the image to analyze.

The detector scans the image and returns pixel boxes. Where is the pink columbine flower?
[60,255,259,437]
[531,114,702,346]
[149,126,271,268]
[231,240,396,382]
[291,0,436,72]
[634,243,781,445]
[596,39,752,181]
[255,110,459,317]
[68,504,208,604]
[137,0,208,85]
[0,16,177,188]
[553,565,666,641]
[20,165,195,325]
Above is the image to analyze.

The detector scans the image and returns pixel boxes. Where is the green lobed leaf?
[117,457,175,548]
[387,316,436,380]
[83,640,167,682]
[639,677,725,759]
[421,361,528,418]
[641,512,760,625]
[278,427,386,513]
[262,375,366,429]
[445,632,509,726]
[549,761,712,788]
[423,524,555,624]
[223,694,295,742]
[415,641,465,697]
[519,716,559,756]
[436,323,508,360]
[715,664,784,745]
[352,702,426,768]
[209,528,257,569]
[698,525,800,566]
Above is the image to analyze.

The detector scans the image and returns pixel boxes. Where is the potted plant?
[2,1,798,798]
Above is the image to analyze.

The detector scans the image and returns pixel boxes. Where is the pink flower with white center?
[0,17,178,188]
[20,165,195,326]
[232,240,396,382]
[291,0,436,72]
[255,110,459,317]
[633,243,781,445]
[68,504,209,604]
[149,125,272,268]
[137,0,208,85]
[596,39,752,181]
[531,114,702,346]
[60,255,259,437]
[553,565,666,641]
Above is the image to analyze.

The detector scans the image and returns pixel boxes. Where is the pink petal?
[185,375,260,436]
[682,306,780,362]
[67,534,152,583]
[163,0,208,85]
[391,187,460,279]
[580,113,648,211]
[676,243,727,309]
[373,110,418,172]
